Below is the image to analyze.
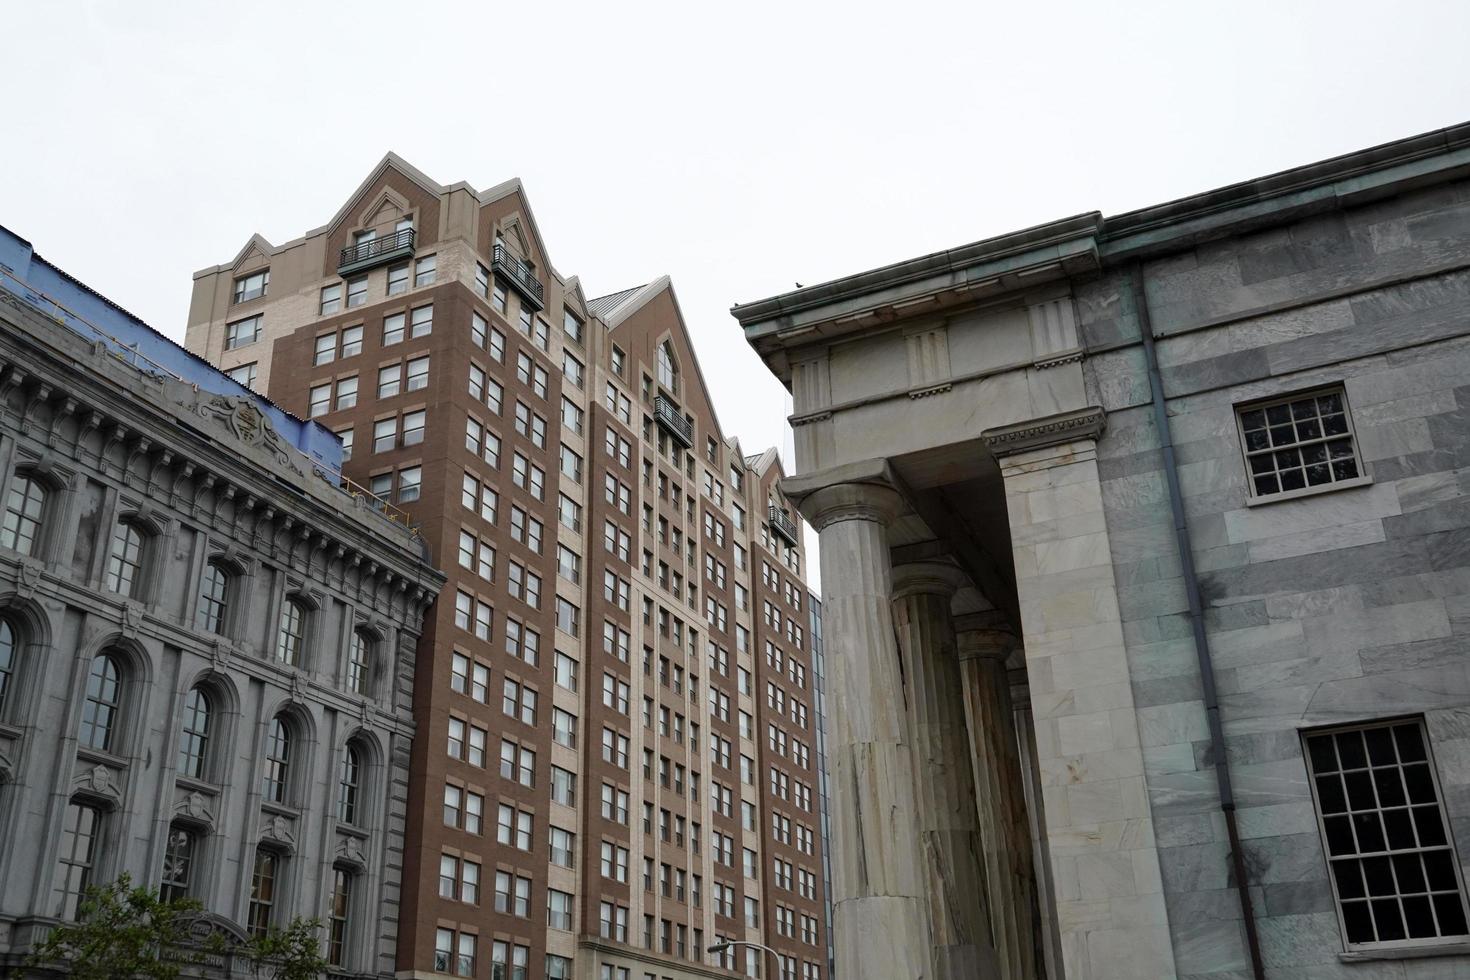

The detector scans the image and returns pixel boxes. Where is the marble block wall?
[1080,177,1470,979]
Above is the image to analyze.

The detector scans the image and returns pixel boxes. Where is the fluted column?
[798,479,932,980]
[956,623,1037,980]
[891,562,998,980]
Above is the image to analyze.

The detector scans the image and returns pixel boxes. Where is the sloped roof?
[588,283,648,320]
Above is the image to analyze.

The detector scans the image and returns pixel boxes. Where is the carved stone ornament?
[197,395,303,476]
[335,833,366,869]
[211,638,231,670]
[16,559,42,598]
[121,600,144,637]
[174,790,216,829]
[289,670,307,703]
[261,813,296,850]
[73,762,122,805]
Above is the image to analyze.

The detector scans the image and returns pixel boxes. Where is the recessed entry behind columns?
[888,436,1020,626]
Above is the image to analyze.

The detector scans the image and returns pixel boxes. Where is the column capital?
[781,458,904,531]
[954,620,1020,662]
[981,405,1105,459]
[891,560,968,600]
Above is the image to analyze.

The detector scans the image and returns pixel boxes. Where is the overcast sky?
[4,1,1469,587]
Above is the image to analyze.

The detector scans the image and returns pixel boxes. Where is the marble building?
[0,225,444,977]
[733,121,1470,979]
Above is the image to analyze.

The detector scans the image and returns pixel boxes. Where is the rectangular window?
[386,262,409,297]
[233,270,269,304]
[226,362,257,389]
[314,333,337,365]
[225,315,261,350]
[415,254,437,287]
[411,304,434,337]
[319,284,342,316]
[309,384,331,418]
[406,355,430,392]
[402,410,426,446]
[378,364,401,399]
[1305,719,1470,948]
[346,276,367,308]
[1237,387,1364,501]
[383,312,405,346]
[340,325,362,358]
[334,376,357,410]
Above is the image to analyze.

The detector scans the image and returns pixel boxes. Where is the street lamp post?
[708,940,783,979]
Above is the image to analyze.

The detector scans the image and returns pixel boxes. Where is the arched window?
[78,654,121,752]
[160,827,196,902]
[346,632,370,695]
[276,599,306,667]
[0,620,14,716]
[195,563,230,634]
[656,341,679,393]
[262,716,291,804]
[105,521,146,596]
[1,473,47,556]
[338,744,362,825]
[177,687,211,780]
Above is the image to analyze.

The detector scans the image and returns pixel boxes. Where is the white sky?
[4,0,1469,591]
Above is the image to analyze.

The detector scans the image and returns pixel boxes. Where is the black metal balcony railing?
[654,393,693,448]
[492,243,545,311]
[338,228,416,276]
[769,506,799,547]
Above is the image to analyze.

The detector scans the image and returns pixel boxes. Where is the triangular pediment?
[229,234,274,272]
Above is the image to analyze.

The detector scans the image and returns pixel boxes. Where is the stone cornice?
[0,300,443,615]
[981,406,1106,458]
[735,120,1470,374]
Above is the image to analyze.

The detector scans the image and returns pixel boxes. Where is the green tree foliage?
[22,875,198,980]
[20,875,326,980]
[237,917,327,980]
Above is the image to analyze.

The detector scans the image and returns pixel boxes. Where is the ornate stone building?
[0,226,443,977]
[734,122,1470,979]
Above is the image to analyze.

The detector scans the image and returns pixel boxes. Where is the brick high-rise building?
[187,156,827,980]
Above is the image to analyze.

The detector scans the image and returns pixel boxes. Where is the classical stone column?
[956,622,1037,980]
[795,475,932,980]
[891,562,998,980]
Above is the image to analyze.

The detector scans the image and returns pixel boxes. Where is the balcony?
[769,506,799,547]
[492,243,545,312]
[654,394,692,448]
[338,228,415,277]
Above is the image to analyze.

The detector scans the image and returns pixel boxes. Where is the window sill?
[1245,474,1373,508]
[1340,942,1470,962]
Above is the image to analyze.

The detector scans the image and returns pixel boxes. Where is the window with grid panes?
[1236,387,1364,500]
[1305,719,1470,948]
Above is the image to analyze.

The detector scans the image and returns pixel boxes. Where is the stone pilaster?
[794,474,932,980]
[891,562,997,980]
[989,431,1179,980]
[956,623,1038,980]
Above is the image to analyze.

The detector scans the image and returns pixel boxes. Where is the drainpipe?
[1130,263,1267,980]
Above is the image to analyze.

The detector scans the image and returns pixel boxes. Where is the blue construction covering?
[0,224,343,476]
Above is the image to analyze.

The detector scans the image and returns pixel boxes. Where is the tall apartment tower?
[187,156,828,980]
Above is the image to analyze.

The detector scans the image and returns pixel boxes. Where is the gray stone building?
[733,122,1470,979]
[0,225,443,977]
